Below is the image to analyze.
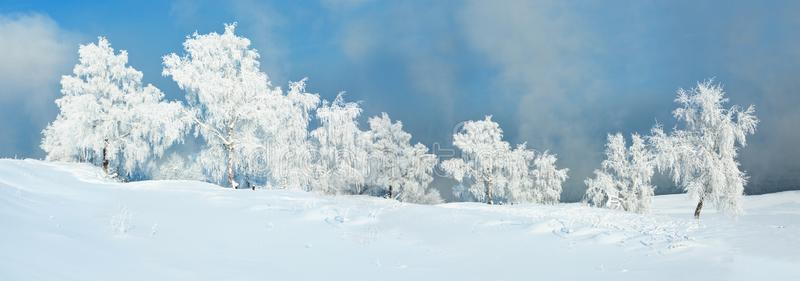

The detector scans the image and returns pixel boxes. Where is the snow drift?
[1,159,798,280]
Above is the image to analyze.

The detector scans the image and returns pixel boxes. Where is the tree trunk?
[486,179,493,205]
[102,139,109,174]
[388,185,393,199]
[694,198,704,219]
[226,144,236,189]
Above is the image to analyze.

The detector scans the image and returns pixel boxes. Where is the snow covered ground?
[1,159,798,281]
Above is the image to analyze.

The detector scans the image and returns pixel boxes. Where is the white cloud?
[0,13,80,156]
[458,0,606,200]
[337,2,461,123]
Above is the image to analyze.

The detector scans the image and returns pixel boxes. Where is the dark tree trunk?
[388,185,393,199]
[694,198,704,219]
[102,139,109,174]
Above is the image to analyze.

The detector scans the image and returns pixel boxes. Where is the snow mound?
[1,159,799,280]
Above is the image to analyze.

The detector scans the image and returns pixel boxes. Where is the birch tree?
[163,23,277,188]
[440,116,510,204]
[584,133,654,213]
[442,116,567,204]
[310,94,371,194]
[366,113,440,203]
[651,80,758,218]
[42,37,188,177]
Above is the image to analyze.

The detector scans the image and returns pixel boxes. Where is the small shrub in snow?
[110,206,134,235]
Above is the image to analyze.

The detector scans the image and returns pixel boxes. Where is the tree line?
[41,24,757,217]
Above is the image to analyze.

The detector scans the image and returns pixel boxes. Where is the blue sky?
[1,0,798,200]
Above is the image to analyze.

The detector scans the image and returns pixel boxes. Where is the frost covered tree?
[440,116,510,204]
[41,37,188,177]
[163,23,283,189]
[310,94,371,194]
[651,81,758,218]
[441,116,566,204]
[502,144,536,203]
[628,134,655,212]
[232,78,320,190]
[366,113,440,203]
[584,133,654,213]
[503,146,568,204]
[530,151,569,204]
[256,79,320,189]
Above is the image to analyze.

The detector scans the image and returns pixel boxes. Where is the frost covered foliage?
[163,24,318,189]
[440,116,567,204]
[233,78,320,190]
[258,79,320,189]
[149,153,205,181]
[163,23,268,188]
[365,113,441,204]
[651,81,758,217]
[529,151,569,204]
[41,37,188,177]
[584,133,655,213]
[310,94,371,194]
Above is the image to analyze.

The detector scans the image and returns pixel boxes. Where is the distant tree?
[503,144,536,203]
[628,134,656,212]
[232,78,320,190]
[366,113,440,203]
[257,79,320,189]
[504,146,568,204]
[584,133,654,213]
[163,23,281,189]
[310,94,371,194]
[651,80,758,218]
[530,151,569,204]
[42,37,188,177]
[441,116,566,204]
[440,116,511,204]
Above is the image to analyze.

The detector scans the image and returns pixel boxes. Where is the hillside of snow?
[1,159,798,281]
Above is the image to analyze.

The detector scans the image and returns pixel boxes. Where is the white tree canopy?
[584,133,655,213]
[163,23,282,188]
[366,113,440,203]
[441,116,567,204]
[441,116,510,204]
[530,151,569,204]
[257,79,320,189]
[310,94,371,195]
[42,37,188,177]
[651,80,758,217]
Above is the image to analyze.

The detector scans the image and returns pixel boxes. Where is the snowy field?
[1,159,798,281]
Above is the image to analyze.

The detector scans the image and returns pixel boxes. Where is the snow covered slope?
[1,159,798,281]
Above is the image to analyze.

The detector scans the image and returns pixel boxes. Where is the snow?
[1,159,798,280]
